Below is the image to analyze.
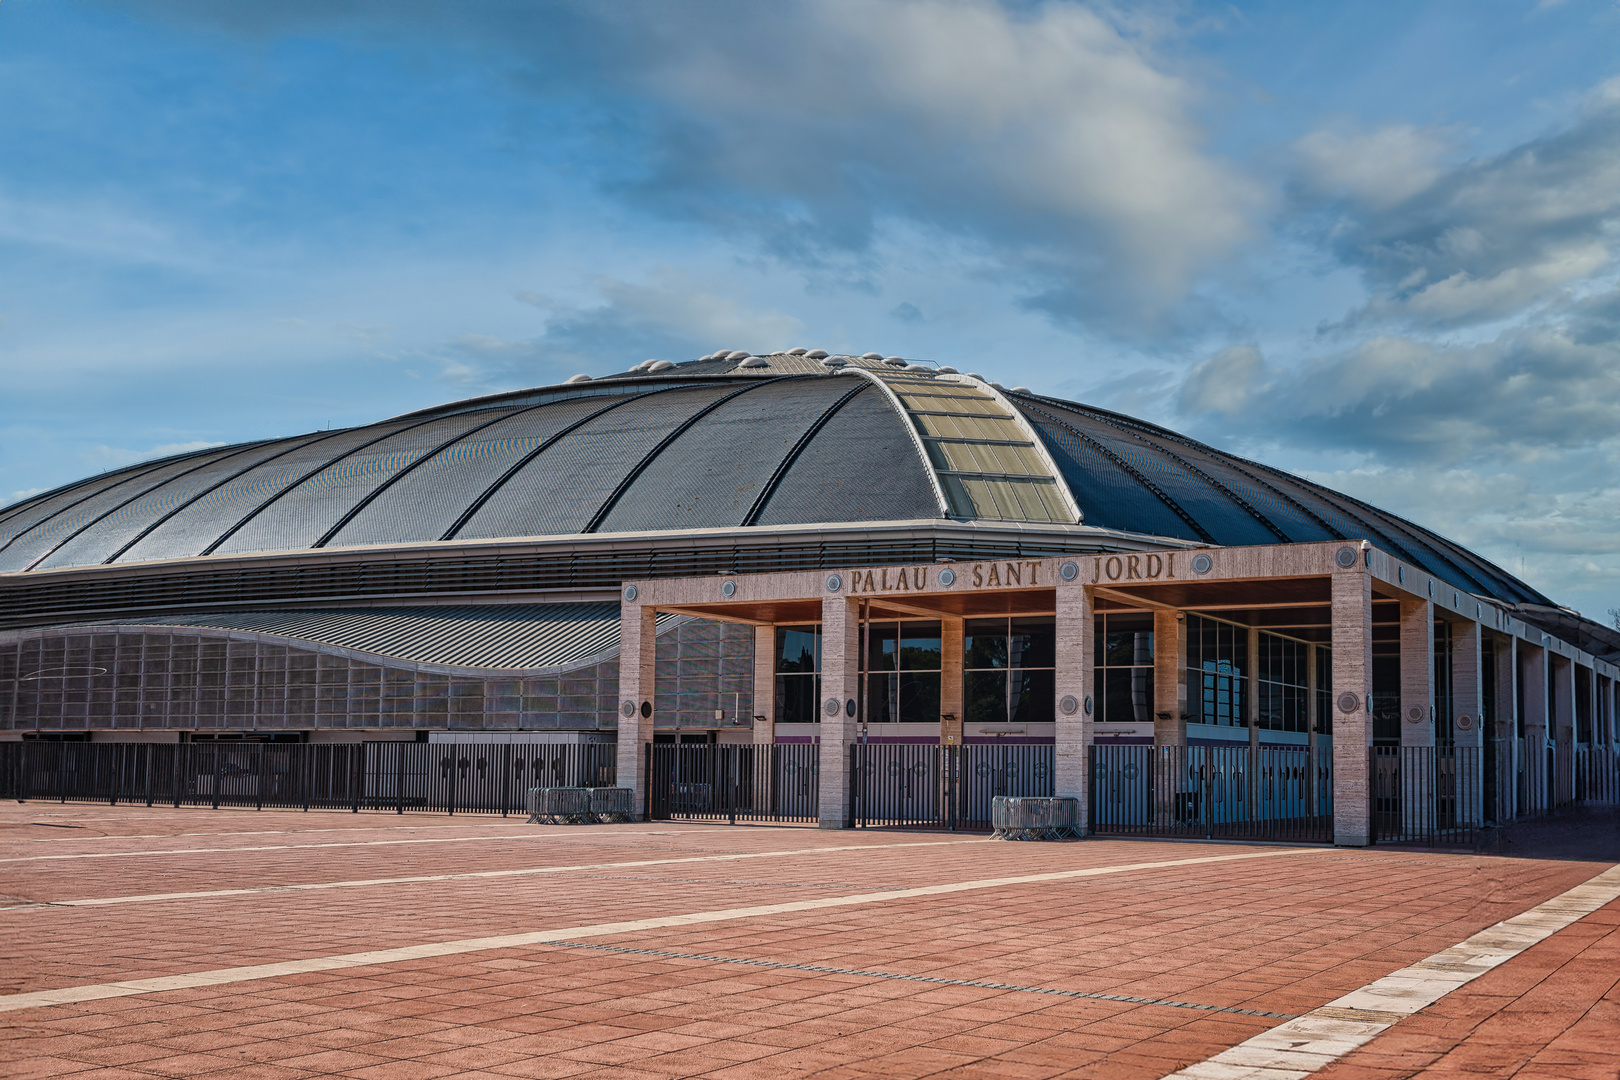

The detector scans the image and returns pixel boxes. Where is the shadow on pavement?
[1475,804,1620,862]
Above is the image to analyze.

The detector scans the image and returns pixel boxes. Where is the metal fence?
[850,743,1053,829]
[646,742,819,823]
[0,740,615,816]
[1575,746,1620,805]
[1370,745,1484,846]
[1089,744,1332,843]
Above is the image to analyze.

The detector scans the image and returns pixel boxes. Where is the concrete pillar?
[817,594,859,829]
[752,625,775,747]
[1053,579,1093,832]
[1521,643,1548,812]
[615,604,658,817]
[940,616,964,747]
[1153,609,1185,747]
[1399,598,1435,748]
[1331,562,1373,846]
[1452,618,1483,824]
[1551,654,1575,805]
[1494,634,1518,819]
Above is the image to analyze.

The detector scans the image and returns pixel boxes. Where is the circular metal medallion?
[1335,547,1358,569]
[720,579,737,598]
[1083,695,1094,716]
[1058,694,1079,716]
[1407,705,1425,723]
[1337,692,1360,713]
[640,701,652,719]
[846,698,858,717]
[1457,713,1474,731]
[1058,560,1079,582]
[825,574,842,592]
[937,568,956,586]
[824,697,841,717]
[1191,552,1213,575]
[620,700,635,718]
[1397,566,1405,583]
[622,584,638,601]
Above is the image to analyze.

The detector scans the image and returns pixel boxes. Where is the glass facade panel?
[963,616,1054,725]
[1185,613,1246,726]
[1257,632,1308,733]
[774,624,820,725]
[776,626,820,674]
[860,620,941,723]
[1094,612,1154,725]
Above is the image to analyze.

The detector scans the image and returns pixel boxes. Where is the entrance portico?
[617,540,1620,845]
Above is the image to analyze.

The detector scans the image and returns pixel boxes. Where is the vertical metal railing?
[0,740,616,815]
[1369,745,1484,846]
[1089,744,1333,842]
[849,743,1055,830]
[646,742,818,823]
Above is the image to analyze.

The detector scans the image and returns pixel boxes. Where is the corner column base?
[1334,832,1370,848]
[818,818,849,830]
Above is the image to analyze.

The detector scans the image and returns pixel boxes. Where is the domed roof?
[0,352,1548,606]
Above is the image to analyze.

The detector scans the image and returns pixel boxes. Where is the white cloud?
[1309,88,1620,329]
[1295,124,1453,208]
[1177,345,1265,417]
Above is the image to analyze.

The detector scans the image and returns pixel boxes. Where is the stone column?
[1153,609,1184,747]
[817,594,859,829]
[1492,634,1517,820]
[1551,655,1575,805]
[1331,561,1373,847]
[1451,618,1483,824]
[615,604,658,818]
[1520,643,1548,812]
[940,616,964,747]
[1399,599,1435,748]
[1053,578,1094,832]
[752,625,775,747]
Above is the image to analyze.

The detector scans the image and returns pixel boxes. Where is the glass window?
[1315,646,1332,735]
[861,620,941,722]
[1257,632,1308,733]
[775,673,821,725]
[1009,617,1055,669]
[964,619,1008,669]
[966,669,1007,725]
[965,616,1055,725]
[899,621,941,671]
[776,626,819,674]
[775,625,820,725]
[1010,668,1055,725]
[1095,612,1154,724]
[1184,613,1245,727]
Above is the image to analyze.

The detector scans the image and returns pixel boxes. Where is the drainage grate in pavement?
[544,940,1299,1019]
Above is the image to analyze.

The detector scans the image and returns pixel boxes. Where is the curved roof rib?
[583,376,803,533]
[742,381,869,527]
[1021,402,1218,544]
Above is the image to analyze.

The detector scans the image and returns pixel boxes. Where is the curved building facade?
[1,351,1614,773]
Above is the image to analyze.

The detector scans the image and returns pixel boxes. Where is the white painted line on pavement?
[0,847,1323,1012]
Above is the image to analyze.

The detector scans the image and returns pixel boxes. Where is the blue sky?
[3,0,1618,621]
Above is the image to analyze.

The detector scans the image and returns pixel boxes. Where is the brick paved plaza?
[3,805,1617,1080]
